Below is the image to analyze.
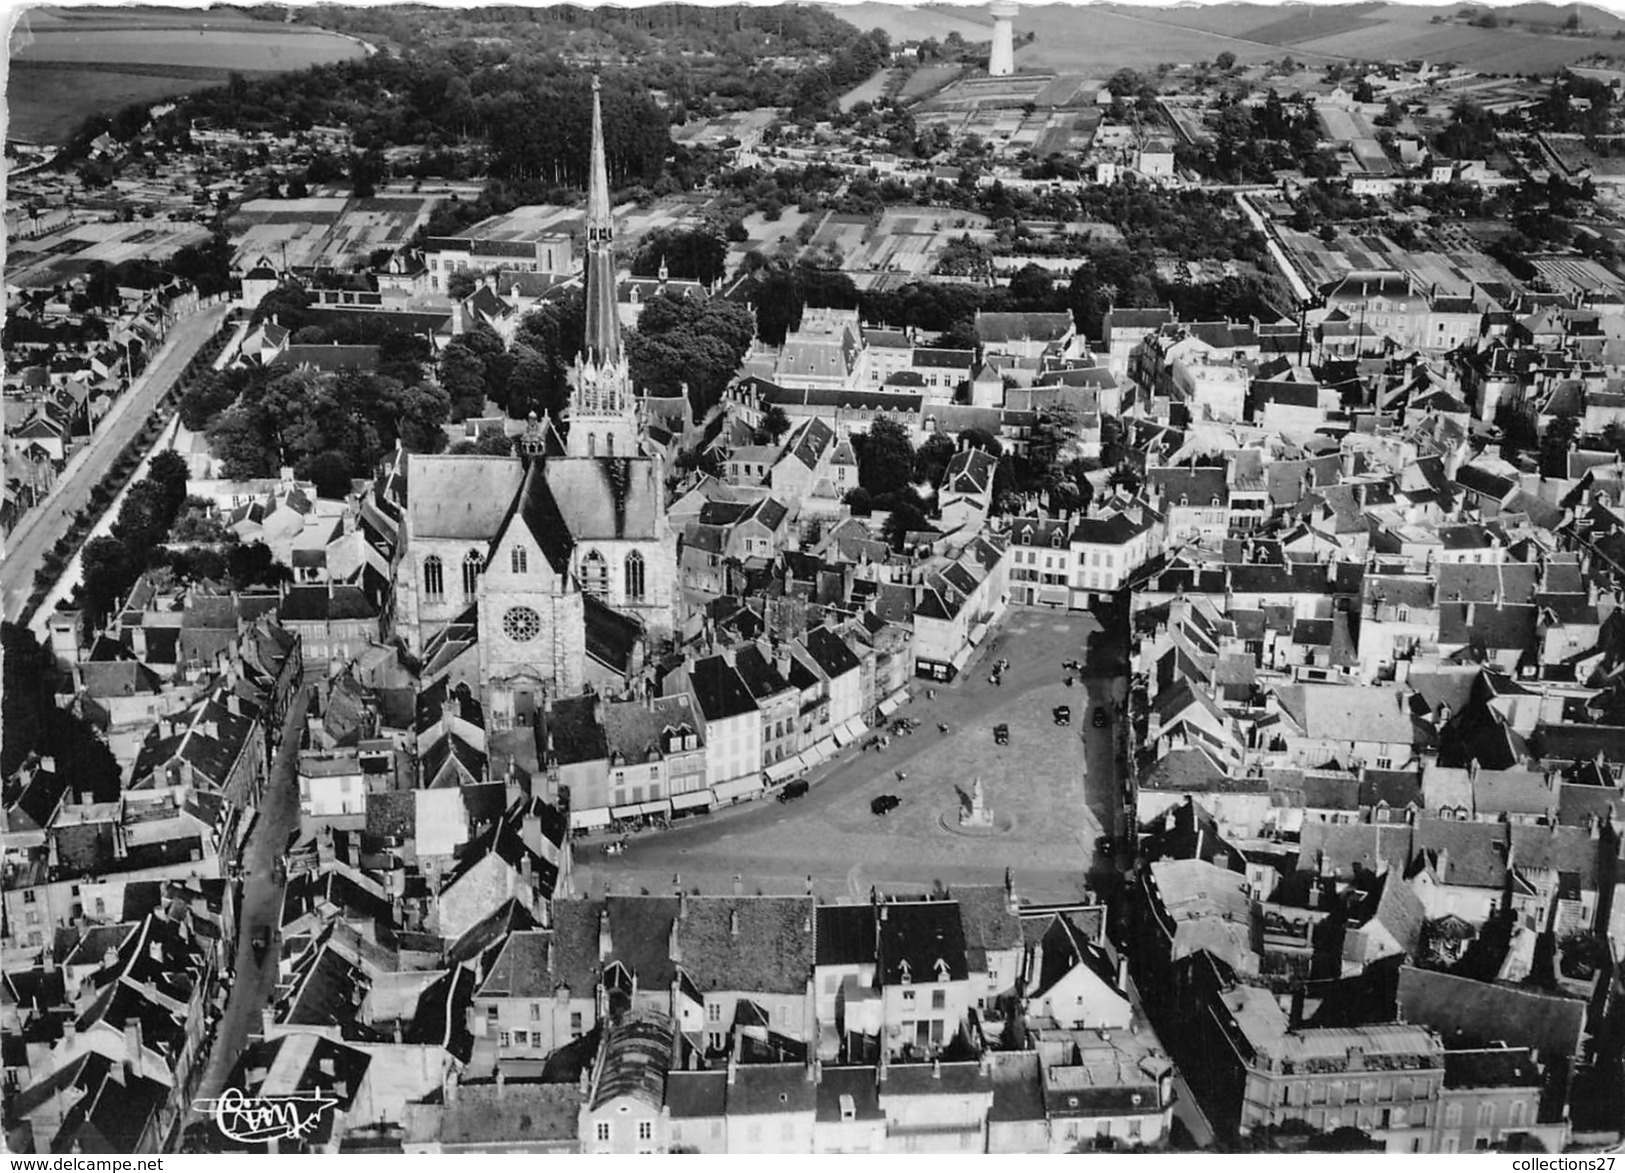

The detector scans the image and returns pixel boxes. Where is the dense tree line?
[1180,90,1334,183]
[204,368,451,484]
[625,290,756,417]
[78,451,189,633]
[1,623,122,802]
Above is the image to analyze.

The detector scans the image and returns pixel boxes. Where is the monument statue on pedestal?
[961,776,994,828]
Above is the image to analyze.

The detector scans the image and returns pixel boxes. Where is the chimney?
[805,874,814,895]
[932,1058,942,1079]
[730,909,740,938]
[446,1068,461,1103]
[598,909,613,962]
[1289,988,1306,1032]
[124,1018,143,1078]
[261,1007,275,1037]
[678,889,688,919]
[669,917,682,964]
[732,874,743,896]
[496,1066,507,1098]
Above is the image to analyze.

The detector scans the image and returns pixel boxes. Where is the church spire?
[583,74,620,369]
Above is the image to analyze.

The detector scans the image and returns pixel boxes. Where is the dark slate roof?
[878,901,968,985]
[441,820,558,902]
[541,694,606,766]
[732,644,790,700]
[687,655,758,721]
[1444,1046,1543,1091]
[816,1065,884,1122]
[726,1062,817,1115]
[665,1069,728,1119]
[675,895,816,995]
[802,626,860,680]
[280,585,379,622]
[1396,966,1585,1056]
[816,904,877,967]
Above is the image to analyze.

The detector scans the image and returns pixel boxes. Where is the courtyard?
[577,609,1125,904]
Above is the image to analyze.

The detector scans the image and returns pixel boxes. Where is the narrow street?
[190,684,309,1113]
[1,302,231,621]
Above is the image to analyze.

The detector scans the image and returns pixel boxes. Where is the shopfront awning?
[791,751,816,773]
[951,645,974,671]
[832,724,855,748]
[670,791,714,812]
[632,800,670,818]
[878,692,907,718]
[713,776,763,801]
[806,738,837,764]
[571,807,612,831]
[840,717,868,742]
[610,805,641,821]
[765,759,800,784]
[968,621,990,646]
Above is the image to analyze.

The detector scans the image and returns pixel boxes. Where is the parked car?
[1054,705,1071,725]
[871,794,901,816]
[993,723,1010,745]
[251,925,270,962]
[1095,834,1115,856]
[779,779,810,803]
[1092,706,1109,728]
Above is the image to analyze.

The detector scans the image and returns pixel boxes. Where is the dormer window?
[897,959,912,985]
[934,957,951,982]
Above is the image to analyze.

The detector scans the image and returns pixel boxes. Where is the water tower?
[989,0,1018,77]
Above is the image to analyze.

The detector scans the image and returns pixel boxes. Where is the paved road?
[1,302,231,621]
[581,608,1127,904]
[190,686,309,1114]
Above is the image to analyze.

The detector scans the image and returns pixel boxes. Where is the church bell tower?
[566,75,642,460]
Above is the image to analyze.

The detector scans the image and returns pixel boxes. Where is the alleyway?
[190,685,310,1113]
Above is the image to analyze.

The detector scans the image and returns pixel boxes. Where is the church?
[389,76,677,730]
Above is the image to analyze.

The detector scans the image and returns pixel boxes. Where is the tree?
[446,269,483,301]
[439,339,490,421]
[632,225,728,285]
[625,292,756,416]
[844,486,873,516]
[449,430,517,456]
[1541,415,1579,476]
[227,541,291,591]
[1216,51,1237,71]
[2,623,121,800]
[760,404,792,443]
[298,450,356,498]
[913,432,959,486]
[881,497,928,551]
[859,417,914,499]
[959,427,1003,457]
[178,370,242,431]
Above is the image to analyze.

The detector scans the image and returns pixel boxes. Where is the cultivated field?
[1099,1,1624,73]
[1013,3,1344,71]
[8,5,365,144]
[829,2,995,44]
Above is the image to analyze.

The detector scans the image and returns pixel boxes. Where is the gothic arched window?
[423,555,444,601]
[587,433,598,458]
[512,546,528,575]
[580,549,608,599]
[462,549,483,599]
[606,433,615,457]
[624,551,645,601]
